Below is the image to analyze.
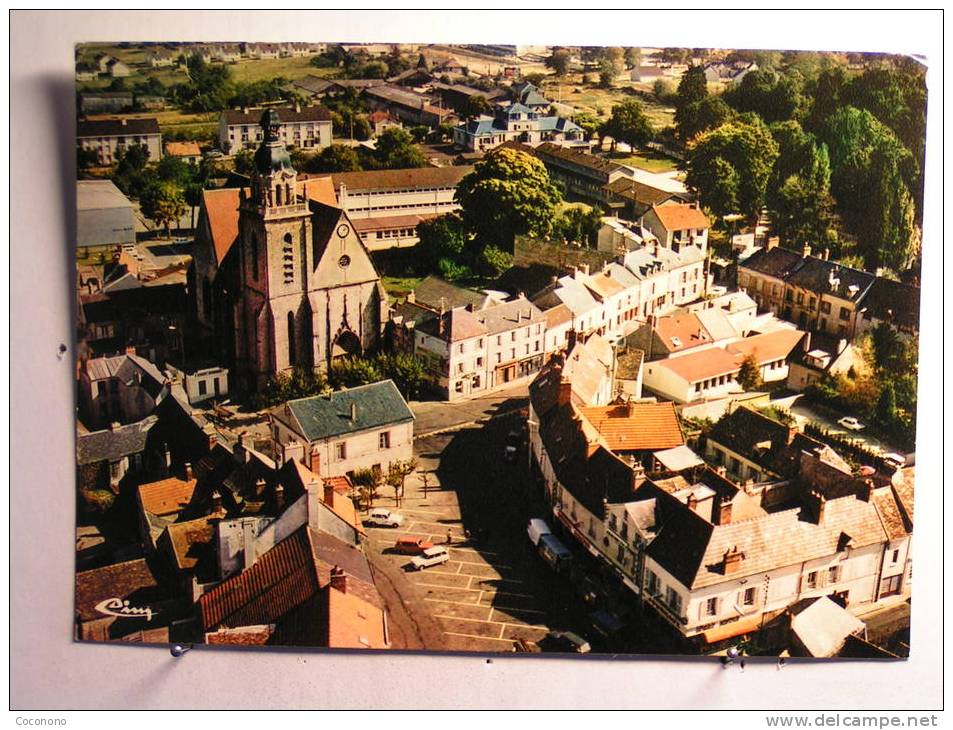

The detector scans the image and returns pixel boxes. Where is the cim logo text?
[94,598,155,621]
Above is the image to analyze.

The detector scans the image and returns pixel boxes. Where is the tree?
[624,47,642,69]
[140,180,186,236]
[724,69,804,124]
[378,353,426,400]
[678,95,734,141]
[455,147,562,251]
[871,322,904,371]
[386,458,418,507]
[351,468,382,511]
[546,48,572,76]
[572,112,601,141]
[460,94,491,119]
[77,147,100,172]
[329,357,383,389]
[686,119,780,221]
[602,99,654,150]
[876,380,898,427]
[374,126,426,169]
[305,143,362,173]
[478,245,513,277]
[233,149,255,175]
[112,143,151,197]
[359,60,389,79]
[674,65,708,141]
[416,212,469,273]
[736,354,763,391]
[598,58,617,88]
[553,204,603,246]
[820,106,919,269]
[255,367,330,408]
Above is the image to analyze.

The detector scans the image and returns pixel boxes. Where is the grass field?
[381,275,424,302]
[538,73,675,129]
[608,149,682,174]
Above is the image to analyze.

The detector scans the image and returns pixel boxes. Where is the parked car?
[410,545,451,570]
[394,536,434,555]
[503,430,521,462]
[539,630,591,654]
[527,518,552,546]
[882,453,906,470]
[365,508,404,528]
[838,416,865,431]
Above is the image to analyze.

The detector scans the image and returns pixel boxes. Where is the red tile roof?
[655,313,714,352]
[543,303,573,328]
[579,401,684,452]
[199,527,319,631]
[725,329,804,365]
[651,203,711,232]
[326,586,387,649]
[205,625,274,645]
[654,346,742,384]
[138,477,197,517]
[165,141,201,157]
[201,179,337,265]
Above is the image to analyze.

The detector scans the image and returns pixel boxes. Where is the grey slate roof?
[739,246,805,280]
[77,416,157,464]
[279,380,414,442]
[77,118,161,137]
[411,275,491,312]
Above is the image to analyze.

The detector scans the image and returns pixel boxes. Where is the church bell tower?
[235,109,313,391]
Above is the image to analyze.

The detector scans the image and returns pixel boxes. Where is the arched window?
[250,231,258,279]
[283,232,294,284]
[287,311,296,365]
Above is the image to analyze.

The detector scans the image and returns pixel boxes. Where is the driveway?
[773,394,905,457]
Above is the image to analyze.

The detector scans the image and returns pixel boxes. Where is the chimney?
[109,421,121,432]
[125,345,136,356]
[211,490,222,513]
[631,461,646,491]
[275,483,285,510]
[557,377,573,407]
[861,478,875,502]
[715,465,727,477]
[687,492,698,511]
[766,236,779,251]
[184,462,193,481]
[723,546,744,574]
[714,496,732,525]
[120,118,127,126]
[802,244,812,258]
[801,330,812,352]
[581,263,590,277]
[813,492,827,524]
[330,565,348,594]
[823,248,830,261]
[163,445,172,471]
[350,402,357,421]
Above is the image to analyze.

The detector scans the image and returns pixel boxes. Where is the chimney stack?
[330,565,348,594]
[714,495,732,525]
[723,546,743,574]
[125,345,137,356]
[557,377,573,407]
[211,490,222,514]
[767,236,779,251]
[184,462,193,481]
[802,244,812,259]
[631,461,646,492]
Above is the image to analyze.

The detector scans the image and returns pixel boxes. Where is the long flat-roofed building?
[327,166,474,251]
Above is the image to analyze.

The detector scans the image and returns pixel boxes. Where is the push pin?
[721,645,741,669]
[170,643,192,658]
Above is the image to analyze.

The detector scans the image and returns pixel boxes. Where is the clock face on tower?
[336,223,351,239]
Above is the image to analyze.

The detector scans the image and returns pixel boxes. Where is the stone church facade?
[231,110,385,391]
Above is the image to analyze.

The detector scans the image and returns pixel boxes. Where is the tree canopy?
[686,119,779,221]
[601,99,654,149]
[455,147,562,251]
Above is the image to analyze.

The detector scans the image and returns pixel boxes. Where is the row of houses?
[738,244,920,341]
[527,337,913,653]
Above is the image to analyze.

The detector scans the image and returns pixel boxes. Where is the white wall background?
[8,8,945,713]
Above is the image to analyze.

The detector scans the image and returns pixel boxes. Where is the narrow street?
[409,382,529,438]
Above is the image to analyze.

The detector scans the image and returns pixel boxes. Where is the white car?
[411,545,451,570]
[365,508,404,528]
[838,417,865,431]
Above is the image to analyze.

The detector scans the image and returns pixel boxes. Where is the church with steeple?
[229,109,385,391]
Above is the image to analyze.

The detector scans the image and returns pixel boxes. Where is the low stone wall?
[514,236,613,273]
